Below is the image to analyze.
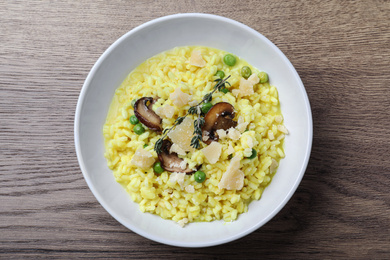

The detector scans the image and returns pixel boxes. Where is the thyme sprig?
[154,75,231,154]
[190,114,205,149]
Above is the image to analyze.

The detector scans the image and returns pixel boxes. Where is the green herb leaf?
[175,117,185,124]
[154,139,163,154]
[190,135,201,149]
[188,107,197,115]
[203,93,213,103]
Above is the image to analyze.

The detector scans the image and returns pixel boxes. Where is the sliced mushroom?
[134,97,162,132]
[158,140,196,174]
[201,102,237,144]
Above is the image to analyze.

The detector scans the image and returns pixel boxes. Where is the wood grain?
[1,0,389,259]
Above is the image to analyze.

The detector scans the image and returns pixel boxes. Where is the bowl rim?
[74,13,313,247]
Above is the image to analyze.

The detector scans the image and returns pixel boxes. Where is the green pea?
[143,144,148,148]
[194,170,206,183]
[215,70,225,79]
[133,123,145,135]
[153,162,164,174]
[223,54,236,66]
[221,88,229,94]
[258,72,269,83]
[241,66,252,79]
[131,99,137,108]
[129,115,139,125]
[201,102,213,114]
[246,148,257,159]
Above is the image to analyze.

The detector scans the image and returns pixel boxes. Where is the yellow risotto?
[103,46,287,226]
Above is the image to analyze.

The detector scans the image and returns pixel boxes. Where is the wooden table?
[1,1,389,259]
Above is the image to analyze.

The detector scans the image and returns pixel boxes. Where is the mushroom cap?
[201,102,237,144]
[157,140,196,174]
[134,97,162,132]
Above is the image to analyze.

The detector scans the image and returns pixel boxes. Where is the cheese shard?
[239,78,254,97]
[248,73,260,85]
[170,143,186,156]
[170,87,191,108]
[179,160,187,170]
[202,141,222,164]
[169,172,186,189]
[168,160,187,170]
[130,148,155,170]
[227,127,241,141]
[155,105,175,119]
[216,129,227,139]
[238,73,260,97]
[227,143,235,155]
[167,117,194,151]
[218,155,244,190]
[236,116,249,133]
[189,50,206,67]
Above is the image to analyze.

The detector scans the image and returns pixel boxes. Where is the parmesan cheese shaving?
[169,172,186,189]
[179,160,187,170]
[248,73,260,85]
[155,105,175,119]
[189,50,206,67]
[218,155,244,190]
[238,78,254,97]
[236,124,247,133]
[216,129,227,139]
[167,117,195,151]
[170,87,191,108]
[227,127,241,141]
[237,73,260,97]
[169,143,186,156]
[202,141,222,164]
[240,133,256,151]
[130,148,155,170]
[227,143,235,155]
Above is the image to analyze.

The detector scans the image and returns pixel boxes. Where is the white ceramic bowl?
[75,13,312,247]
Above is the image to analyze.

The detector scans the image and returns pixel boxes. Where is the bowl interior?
[75,13,312,247]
